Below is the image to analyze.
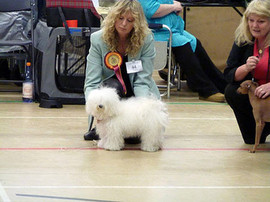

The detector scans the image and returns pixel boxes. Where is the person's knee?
[224,84,238,104]
[225,83,251,107]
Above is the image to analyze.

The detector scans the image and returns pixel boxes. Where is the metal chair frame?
[149,23,181,98]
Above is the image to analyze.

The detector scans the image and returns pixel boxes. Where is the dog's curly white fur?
[85,87,168,152]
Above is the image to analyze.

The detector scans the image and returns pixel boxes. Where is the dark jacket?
[224,42,254,85]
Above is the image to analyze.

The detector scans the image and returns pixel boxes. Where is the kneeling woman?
[224,0,270,144]
[83,0,160,140]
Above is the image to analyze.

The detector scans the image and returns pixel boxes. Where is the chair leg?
[177,64,181,91]
[171,64,177,85]
[171,54,181,91]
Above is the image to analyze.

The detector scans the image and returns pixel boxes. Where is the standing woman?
[83,0,160,140]
[224,0,270,144]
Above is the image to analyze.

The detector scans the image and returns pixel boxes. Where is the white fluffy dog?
[85,87,168,152]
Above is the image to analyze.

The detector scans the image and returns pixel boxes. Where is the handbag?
[46,0,101,47]
[46,0,100,27]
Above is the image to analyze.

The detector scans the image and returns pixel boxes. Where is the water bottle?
[22,62,33,102]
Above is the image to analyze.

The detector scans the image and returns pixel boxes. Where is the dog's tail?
[147,99,169,130]
[159,100,169,127]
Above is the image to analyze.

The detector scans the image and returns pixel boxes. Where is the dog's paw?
[103,143,123,151]
[104,145,122,151]
[97,140,105,148]
[92,140,98,146]
[249,145,258,153]
[249,149,256,153]
[141,145,160,152]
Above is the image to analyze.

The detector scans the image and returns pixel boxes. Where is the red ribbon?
[104,52,127,94]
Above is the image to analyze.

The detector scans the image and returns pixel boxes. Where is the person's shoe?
[199,93,225,103]
[124,137,141,144]
[84,128,100,140]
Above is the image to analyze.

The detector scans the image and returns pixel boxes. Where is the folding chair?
[0,0,36,94]
[149,23,181,98]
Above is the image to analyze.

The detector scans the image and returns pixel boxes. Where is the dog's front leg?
[103,132,124,151]
[97,137,106,148]
[250,121,265,153]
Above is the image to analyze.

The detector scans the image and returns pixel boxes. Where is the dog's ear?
[85,90,97,115]
[85,99,92,115]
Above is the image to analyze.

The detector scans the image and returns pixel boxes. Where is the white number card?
[126,60,143,74]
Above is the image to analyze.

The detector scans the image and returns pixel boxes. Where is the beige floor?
[0,79,270,202]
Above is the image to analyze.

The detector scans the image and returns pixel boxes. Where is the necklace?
[259,49,263,56]
[257,39,265,57]
[258,42,267,57]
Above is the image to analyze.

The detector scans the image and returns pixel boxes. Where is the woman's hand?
[173,1,183,14]
[255,83,270,99]
[235,56,259,81]
[245,56,259,73]
[152,1,183,18]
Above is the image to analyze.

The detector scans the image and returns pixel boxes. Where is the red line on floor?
[0,147,269,151]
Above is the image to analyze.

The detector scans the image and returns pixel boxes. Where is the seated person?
[83,0,160,141]
[224,0,270,144]
[139,0,227,103]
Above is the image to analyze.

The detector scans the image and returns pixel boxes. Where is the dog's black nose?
[98,104,103,109]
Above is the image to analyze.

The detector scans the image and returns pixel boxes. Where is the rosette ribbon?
[104,52,127,94]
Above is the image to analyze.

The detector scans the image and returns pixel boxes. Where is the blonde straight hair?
[101,0,151,57]
[235,0,270,48]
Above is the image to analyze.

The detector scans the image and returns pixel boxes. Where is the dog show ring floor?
[0,79,270,202]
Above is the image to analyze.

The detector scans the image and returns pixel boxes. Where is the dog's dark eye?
[98,104,103,109]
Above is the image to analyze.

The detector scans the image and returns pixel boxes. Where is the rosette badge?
[104,52,126,94]
[105,52,123,69]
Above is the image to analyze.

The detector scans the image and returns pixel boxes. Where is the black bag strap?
[58,7,86,48]
[84,8,92,32]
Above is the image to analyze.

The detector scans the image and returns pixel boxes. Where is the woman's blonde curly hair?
[101,0,151,57]
[235,0,270,48]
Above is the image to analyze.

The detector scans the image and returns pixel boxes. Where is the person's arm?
[139,0,182,19]
[224,43,254,84]
[84,31,103,101]
[234,56,259,81]
[152,1,183,18]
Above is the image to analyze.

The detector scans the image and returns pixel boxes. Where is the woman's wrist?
[244,64,250,73]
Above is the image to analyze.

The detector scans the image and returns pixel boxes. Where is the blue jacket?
[139,0,197,51]
[84,30,160,101]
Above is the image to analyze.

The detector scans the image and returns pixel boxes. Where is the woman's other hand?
[255,83,270,99]
[173,1,182,14]
[245,56,259,73]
